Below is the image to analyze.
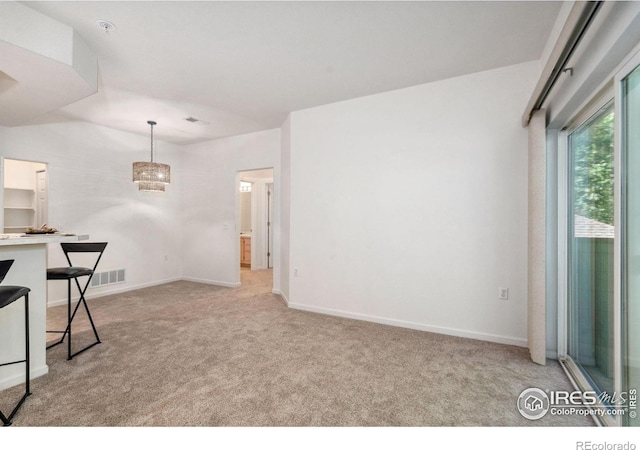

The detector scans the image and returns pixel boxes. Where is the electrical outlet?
[498,287,509,300]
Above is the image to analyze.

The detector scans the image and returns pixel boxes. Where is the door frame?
[235,168,274,284]
[614,46,640,426]
[266,182,274,269]
[557,87,614,358]
[35,169,48,228]
[557,90,617,426]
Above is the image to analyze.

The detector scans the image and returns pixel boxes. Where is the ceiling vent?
[185,116,210,125]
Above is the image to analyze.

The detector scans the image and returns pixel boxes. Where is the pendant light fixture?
[132,120,171,192]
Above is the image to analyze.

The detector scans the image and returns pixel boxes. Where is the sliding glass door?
[567,101,615,400]
[621,62,640,427]
[559,47,640,428]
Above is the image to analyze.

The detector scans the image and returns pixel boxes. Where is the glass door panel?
[622,63,640,426]
[568,102,615,399]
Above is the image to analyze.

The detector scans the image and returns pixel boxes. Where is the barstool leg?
[1,293,32,426]
[0,409,10,426]
[25,293,30,396]
[67,279,72,361]
[74,276,101,345]
[48,276,101,360]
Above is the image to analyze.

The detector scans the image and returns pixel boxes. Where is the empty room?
[1,0,639,444]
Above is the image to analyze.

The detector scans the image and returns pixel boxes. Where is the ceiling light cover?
[132,121,170,191]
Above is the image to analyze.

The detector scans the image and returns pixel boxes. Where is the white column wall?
[278,116,291,303]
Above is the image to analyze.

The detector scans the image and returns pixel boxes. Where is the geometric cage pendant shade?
[132,120,171,192]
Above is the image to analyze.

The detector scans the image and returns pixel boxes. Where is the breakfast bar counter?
[0,233,88,390]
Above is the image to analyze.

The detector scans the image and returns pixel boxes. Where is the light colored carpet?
[1,268,593,426]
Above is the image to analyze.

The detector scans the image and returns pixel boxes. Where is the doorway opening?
[236,168,274,288]
[2,158,48,234]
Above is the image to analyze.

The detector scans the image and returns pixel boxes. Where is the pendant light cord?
[148,120,156,163]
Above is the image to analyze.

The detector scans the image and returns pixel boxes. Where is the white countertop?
[0,233,89,246]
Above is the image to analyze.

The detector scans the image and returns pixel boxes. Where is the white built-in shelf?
[4,187,36,233]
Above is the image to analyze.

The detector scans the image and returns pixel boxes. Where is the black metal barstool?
[46,242,107,360]
[0,259,31,426]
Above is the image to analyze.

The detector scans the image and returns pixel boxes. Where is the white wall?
[287,61,539,346]
[181,128,280,287]
[0,120,183,305]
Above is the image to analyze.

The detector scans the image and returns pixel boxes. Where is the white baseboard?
[0,364,48,390]
[45,277,526,348]
[47,276,243,308]
[180,277,240,288]
[272,289,289,306]
[47,277,182,308]
[287,302,528,348]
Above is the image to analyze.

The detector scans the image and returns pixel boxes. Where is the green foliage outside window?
[572,110,614,226]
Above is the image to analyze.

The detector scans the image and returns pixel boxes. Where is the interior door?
[36,170,47,227]
[266,183,273,269]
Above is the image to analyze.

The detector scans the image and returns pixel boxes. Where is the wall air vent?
[90,269,126,288]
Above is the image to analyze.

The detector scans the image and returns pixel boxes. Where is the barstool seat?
[0,286,31,308]
[0,260,31,426]
[45,267,93,280]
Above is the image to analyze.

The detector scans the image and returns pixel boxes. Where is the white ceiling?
[20,1,561,145]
